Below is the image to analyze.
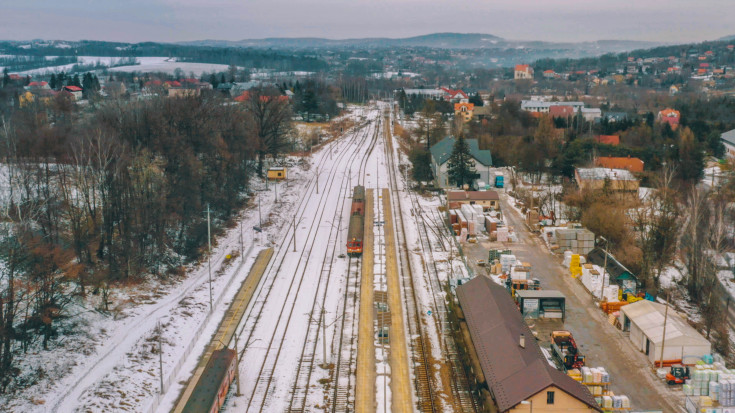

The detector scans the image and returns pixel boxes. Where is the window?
[546,391,555,404]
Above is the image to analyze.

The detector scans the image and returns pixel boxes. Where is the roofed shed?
[620,300,711,365]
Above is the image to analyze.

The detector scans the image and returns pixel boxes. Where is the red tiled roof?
[28,81,48,87]
[595,135,620,146]
[595,156,644,173]
[549,105,575,117]
[63,85,82,92]
[164,80,182,87]
[514,64,530,72]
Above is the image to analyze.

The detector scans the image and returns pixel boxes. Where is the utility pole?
[321,307,327,366]
[659,291,670,368]
[258,196,262,228]
[207,204,213,311]
[158,323,164,393]
[234,332,242,396]
[239,219,244,258]
[293,215,297,252]
[599,236,609,302]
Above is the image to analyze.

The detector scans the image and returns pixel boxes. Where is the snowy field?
[108,57,235,76]
[4,56,236,76]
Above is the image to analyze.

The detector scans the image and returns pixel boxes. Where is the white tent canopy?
[620,300,711,364]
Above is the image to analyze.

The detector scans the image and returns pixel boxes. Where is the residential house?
[574,167,639,196]
[455,276,601,412]
[595,135,620,146]
[62,85,83,100]
[442,87,469,103]
[447,190,500,210]
[721,129,735,159]
[28,81,50,90]
[594,156,644,173]
[473,105,492,121]
[542,69,556,79]
[454,102,474,122]
[514,64,534,80]
[602,112,628,123]
[580,108,602,122]
[430,136,492,188]
[657,108,680,130]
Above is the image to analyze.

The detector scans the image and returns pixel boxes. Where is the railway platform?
[172,247,274,413]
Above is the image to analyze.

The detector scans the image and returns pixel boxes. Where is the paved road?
[463,193,685,412]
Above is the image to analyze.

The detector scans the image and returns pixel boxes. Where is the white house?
[430,136,492,188]
[620,300,711,365]
[721,129,735,159]
[520,100,584,113]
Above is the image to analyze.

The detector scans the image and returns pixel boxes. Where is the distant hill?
[718,34,735,42]
[179,32,662,53]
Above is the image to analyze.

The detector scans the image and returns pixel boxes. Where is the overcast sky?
[1,0,733,44]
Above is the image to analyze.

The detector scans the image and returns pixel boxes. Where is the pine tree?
[49,74,57,90]
[2,68,9,88]
[447,135,478,188]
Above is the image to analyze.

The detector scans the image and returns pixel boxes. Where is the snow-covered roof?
[576,167,636,181]
[721,129,735,146]
[621,300,711,348]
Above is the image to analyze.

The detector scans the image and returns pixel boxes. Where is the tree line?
[0,88,292,392]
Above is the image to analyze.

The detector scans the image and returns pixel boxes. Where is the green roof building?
[430,136,492,188]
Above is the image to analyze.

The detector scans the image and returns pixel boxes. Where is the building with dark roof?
[430,136,492,188]
[455,276,600,412]
[586,248,639,294]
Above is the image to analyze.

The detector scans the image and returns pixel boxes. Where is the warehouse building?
[620,300,711,365]
[455,276,600,412]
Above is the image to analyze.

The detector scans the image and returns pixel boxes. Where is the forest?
[0,88,293,392]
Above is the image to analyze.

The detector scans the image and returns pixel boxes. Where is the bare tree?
[244,87,293,176]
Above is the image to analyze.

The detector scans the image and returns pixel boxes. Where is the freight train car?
[182,348,237,413]
[347,185,365,256]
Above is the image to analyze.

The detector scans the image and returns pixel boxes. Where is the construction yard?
[459,191,685,411]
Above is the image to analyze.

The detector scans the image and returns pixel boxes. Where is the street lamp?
[520,399,533,412]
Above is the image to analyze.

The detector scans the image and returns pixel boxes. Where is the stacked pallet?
[555,228,595,255]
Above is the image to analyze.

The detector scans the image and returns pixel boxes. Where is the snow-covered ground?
[218,106,378,412]
[6,56,137,75]
[0,108,373,412]
[108,57,236,76]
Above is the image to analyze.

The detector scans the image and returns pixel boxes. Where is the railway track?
[380,113,437,412]
[230,110,381,412]
[384,110,479,412]
[289,120,381,412]
[330,117,382,413]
